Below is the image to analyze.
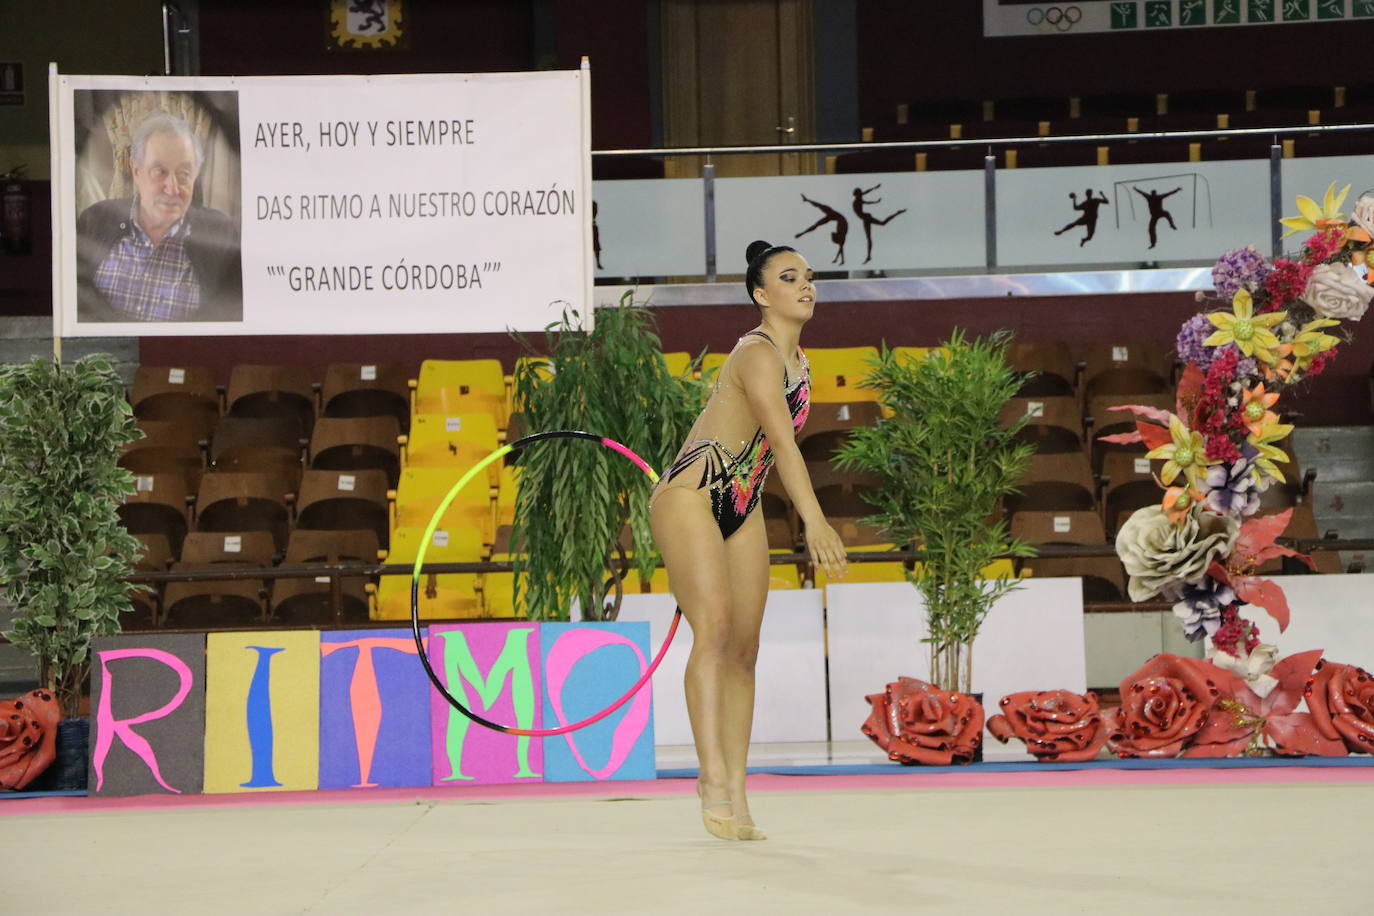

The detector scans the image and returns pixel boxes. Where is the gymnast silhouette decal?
[1053,188,1109,247]
[1133,185,1181,249]
[794,194,849,265]
[592,200,604,270]
[851,184,907,264]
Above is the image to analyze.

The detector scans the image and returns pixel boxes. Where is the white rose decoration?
[1301,262,1372,322]
[1116,505,1239,602]
[1352,193,1374,238]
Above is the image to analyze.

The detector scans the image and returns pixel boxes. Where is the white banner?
[52,70,591,337]
[716,171,987,274]
[997,160,1272,268]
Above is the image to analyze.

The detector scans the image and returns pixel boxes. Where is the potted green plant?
[508,294,706,620]
[834,330,1036,695]
[0,355,146,787]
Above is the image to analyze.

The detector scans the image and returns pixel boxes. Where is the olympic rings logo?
[1025,5,1083,31]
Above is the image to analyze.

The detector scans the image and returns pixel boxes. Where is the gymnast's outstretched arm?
[733,342,848,579]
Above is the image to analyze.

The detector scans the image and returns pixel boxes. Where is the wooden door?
[661,0,815,178]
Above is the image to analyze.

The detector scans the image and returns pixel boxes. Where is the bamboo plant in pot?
[835,331,1036,696]
[0,355,146,789]
[507,295,706,620]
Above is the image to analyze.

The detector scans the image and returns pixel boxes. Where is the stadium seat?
[662,352,692,378]
[412,359,507,426]
[209,415,307,492]
[761,490,797,550]
[392,465,495,547]
[481,552,523,618]
[130,365,220,442]
[373,525,483,620]
[805,347,880,403]
[319,362,412,432]
[494,463,520,531]
[1103,140,1200,166]
[617,562,671,595]
[1078,92,1157,119]
[1007,454,1096,514]
[194,471,292,552]
[999,396,1084,454]
[700,352,728,380]
[768,553,804,590]
[814,483,885,546]
[1011,509,1123,600]
[1080,345,1174,400]
[226,364,316,437]
[401,412,502,485]
[118,471,192,558]
[269,528,377,625]
[309,415,402,487]
[1105,479,1163,538]
[127,532,173,628]
[294,468,390,548]
[163,531,275,628]
[813,542,907,590]
[120,419,207,490]
[1008,342,1078,398]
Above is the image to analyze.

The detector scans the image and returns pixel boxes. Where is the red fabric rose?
[987,690,1108,762]
[0,689,61,790]
[1186,650,1346,757]
[1101,654,1231,757]
[862,677,985,765]
[1305,660,1374,755]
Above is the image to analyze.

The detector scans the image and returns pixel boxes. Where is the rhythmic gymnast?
[649,240,848,841]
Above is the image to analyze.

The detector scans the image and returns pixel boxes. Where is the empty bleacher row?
[835,84,1374,173]
[114,343,1336,630]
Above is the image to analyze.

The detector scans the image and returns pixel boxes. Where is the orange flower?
[1239,383,1279,437]
[1260,343,1295,383]
[1161,485,1203,525]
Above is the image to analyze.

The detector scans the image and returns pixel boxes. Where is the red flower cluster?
[1196,348,1248,460]
[1302,227,1347,265]
[1263,258,1312,311]
[1213,605,1261,657]
[1303,344,1339,380]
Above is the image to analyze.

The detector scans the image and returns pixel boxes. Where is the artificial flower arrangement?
[1107,182,1371,675]
[865,185,1374,766]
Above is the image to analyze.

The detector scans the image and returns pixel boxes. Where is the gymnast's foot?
[697,779,737,841]
[733,808,767,841]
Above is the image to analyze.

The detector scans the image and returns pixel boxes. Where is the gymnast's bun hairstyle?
[744,239,797,305]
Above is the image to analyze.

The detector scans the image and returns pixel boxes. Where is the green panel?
[1316,0,1346,17]
[1353,0,1374,16]
[1248,0,1276,20]
[1281,0,1312,19]
[1181,0,1208,23]
[1145,0,1173,25]
[1110,2,1140,28]
[1214,0,1243,22]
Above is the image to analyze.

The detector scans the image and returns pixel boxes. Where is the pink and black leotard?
[651,329,810,540]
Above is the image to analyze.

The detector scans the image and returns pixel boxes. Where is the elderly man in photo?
[76,112,241,322]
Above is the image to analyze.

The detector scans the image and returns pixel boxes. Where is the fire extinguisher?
[1,165,32,255]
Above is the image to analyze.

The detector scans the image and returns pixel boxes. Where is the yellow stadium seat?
[619,563,671,595]
[413,359,507,425]
[481,552,523,618]
[814,543,908,590]
[392,466,494,545]
[768,558,802,590]
[700,352,728,381]
[804,347,880,403]
[401,412,501,483]
[495,463,520,529]
[892,346,931,365]
[374,526,483,620]
[663,352,692,378]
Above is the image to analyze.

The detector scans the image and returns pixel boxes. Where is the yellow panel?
[394,466,495,541]
[620,565,671,594]
[804,346,880,403]
[815,543,907,590]
[415,359,507,423]
[375,526,483,619]
[203,630,320,793]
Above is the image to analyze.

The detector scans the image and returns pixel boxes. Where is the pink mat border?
[5,765,1371,817]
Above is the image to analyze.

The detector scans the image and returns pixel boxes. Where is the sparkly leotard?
[650,330,810,540]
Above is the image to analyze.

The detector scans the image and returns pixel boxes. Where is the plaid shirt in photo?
[93,199,202,321]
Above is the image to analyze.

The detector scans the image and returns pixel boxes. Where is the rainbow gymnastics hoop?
[409,430,683,737]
